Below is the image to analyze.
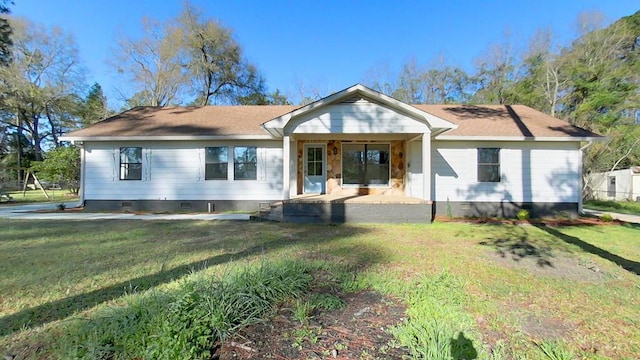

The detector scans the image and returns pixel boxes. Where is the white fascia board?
[60,134,276,142]
[435,135,605,142]
[421,112,458,130]
[260,124,285,138]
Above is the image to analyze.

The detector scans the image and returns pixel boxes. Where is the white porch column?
[290,139,298,198]
[283,135,291,200]
[422,133,431,201]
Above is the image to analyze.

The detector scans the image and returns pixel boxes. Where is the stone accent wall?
[296,139,405,195]
[389,140,406,195]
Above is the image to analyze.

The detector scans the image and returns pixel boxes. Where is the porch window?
[205,146,228,180]
[119,147,142,180]
[234,146,257,180]
[478,148,500,182]
[342,143,390,186]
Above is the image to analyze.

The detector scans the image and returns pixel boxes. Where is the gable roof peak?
[261,84,458,137]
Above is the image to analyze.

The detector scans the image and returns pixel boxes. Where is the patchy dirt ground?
[483,247,606,282]
[216,290,410,360]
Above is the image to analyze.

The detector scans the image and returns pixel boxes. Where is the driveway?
[0,202,251,221]
[583,208,640,225]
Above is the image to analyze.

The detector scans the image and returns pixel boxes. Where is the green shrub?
[601,213,614,222]
[516,209,530,221]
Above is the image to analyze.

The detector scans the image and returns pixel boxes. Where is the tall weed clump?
[391,270,480,360]
[56,261,313,359]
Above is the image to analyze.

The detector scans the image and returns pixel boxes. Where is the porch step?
[251,202,284,222]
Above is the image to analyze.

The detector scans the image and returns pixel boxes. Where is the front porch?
[260,194,434,224]
[260,84,459,223]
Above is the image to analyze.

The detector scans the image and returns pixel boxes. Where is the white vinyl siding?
[432,140,581,203]
[83,141,283,201]
[288,103,429,134]
[406,140,424,198]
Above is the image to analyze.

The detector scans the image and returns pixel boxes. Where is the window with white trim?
[342,143,390,186]
[234,146,257,180]
[205,146,228,180]
[119,147,142,180]
[477,148,500,182]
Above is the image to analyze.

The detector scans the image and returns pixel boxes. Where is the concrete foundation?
[433,201,579,219]
[83,199,277,213]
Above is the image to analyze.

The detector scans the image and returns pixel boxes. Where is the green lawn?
[584,199,640,215]
[0,189,79,204]
[0,219,638,359]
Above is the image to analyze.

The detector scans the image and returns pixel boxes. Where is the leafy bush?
[30,146,80,194]
[56,261,314,359]
[601,213,614,222]
[516,209,530,221]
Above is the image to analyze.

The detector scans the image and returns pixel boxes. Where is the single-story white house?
[587,167,640,201]
[62,84,601,223]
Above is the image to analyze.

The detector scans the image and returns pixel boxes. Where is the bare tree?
[112,17,186,107]
[112,2,265,107]
[177,3,265,105]
[361,61,397,97]
[471,30,519,105]
[370,56,471,104]
[290,76,327,105]
[422,55,472,104]
[392,57,425,104]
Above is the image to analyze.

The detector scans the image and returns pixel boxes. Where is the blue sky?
[11,0,640,107]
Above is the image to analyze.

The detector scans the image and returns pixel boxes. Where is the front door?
[304,144,326,193]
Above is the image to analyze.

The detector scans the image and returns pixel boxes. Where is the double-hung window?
[477,148,500,182]
[205,146,228,180]
[234,146,257,180]
[120,147,142,180]
[342,143,390,186]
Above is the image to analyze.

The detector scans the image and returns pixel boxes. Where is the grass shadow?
[534,224,640,276]
[479,225,555,267]
[450,332,478,360]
